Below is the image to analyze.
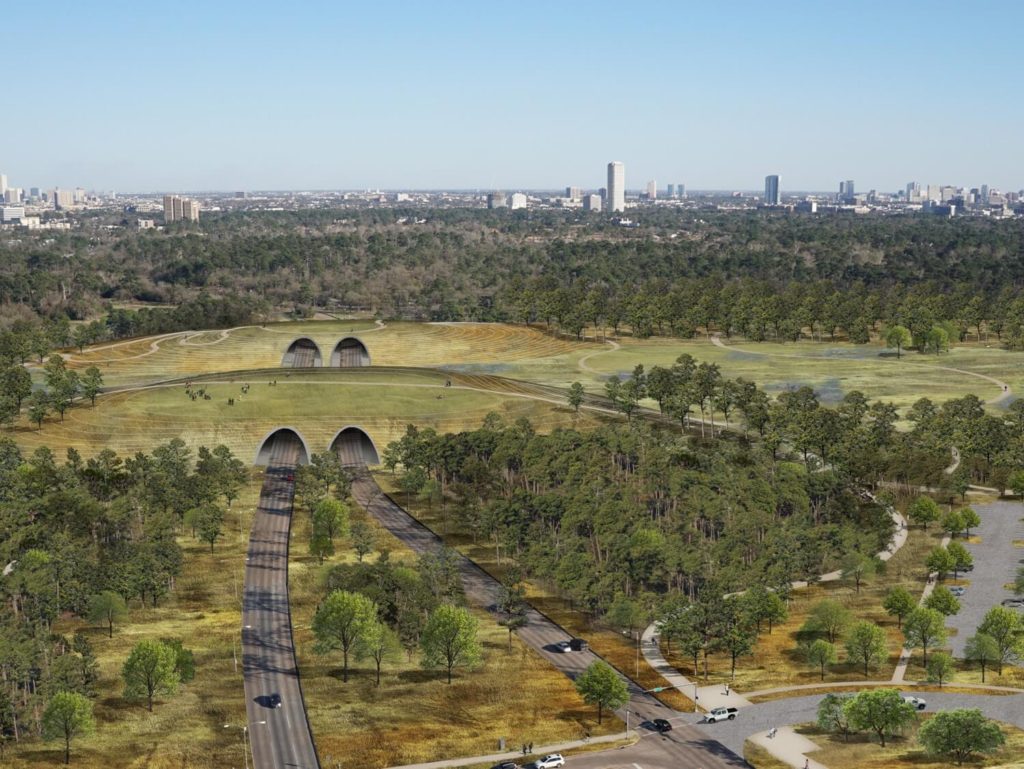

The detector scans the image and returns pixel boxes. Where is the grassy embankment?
[289,489,620,769]
[746,719,1024,769]
[7,474,265,769]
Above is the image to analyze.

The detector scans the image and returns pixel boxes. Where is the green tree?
[926,651,955,687]
[941,509,965,538]
[189,503,225,552]
[122,639,179,711]
[816,692,855,742]
[740,584,788,634]
[312,497,350,544]
[841,553,877,594]
[925,547,956,579]
[908,496,940,529]
[27,390,50,429]
[958,507,981,537]
[918,708,1005,766]
[883,586,916,629]
[884,325,912,359]
[808,599,852,643]
[843,688,916,747]
[964,633,1001,683]
[844,621,888,677]
[903,607,947,666]
[312,590,377,683]
[946,540,973,578]
[977,606,1023,675]
[80,366,104,406]
[88,590,128,638]
[420,604,482,684]
[806,639,837,681]
[356,618,401,687]
[42,691,95,765]
[574,660,629,724]
[351,520,375,562]
[924,586,961,616]
[1,365,32,407]
[567,382,585,414]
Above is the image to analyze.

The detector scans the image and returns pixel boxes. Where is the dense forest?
[0,439,246,749]
[2,210,1024,348]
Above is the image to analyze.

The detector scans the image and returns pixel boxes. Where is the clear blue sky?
[4,0,1022,193]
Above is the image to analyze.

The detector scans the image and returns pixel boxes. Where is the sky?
[3,0,1022,193]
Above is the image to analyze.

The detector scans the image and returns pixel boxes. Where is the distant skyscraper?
[163,194,200,222]
[486,192,506,209]
[583,193,602,212]
[646,180,657,200]
[607,162,625,213]
[667,184,675,197]
[509,192,528,210]
[764,175,781,205]
[906,181,920,201]
[565,186,582,201]
[0,174,7,194]
[981,184,990,203]
[677,183,685,198]
[53,188,74,210]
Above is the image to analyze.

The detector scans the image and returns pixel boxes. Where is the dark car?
[568,637,588,651]
[652,718,672,732]
[491,763,518,769]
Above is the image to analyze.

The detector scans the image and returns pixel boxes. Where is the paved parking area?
[948,500,1024,656]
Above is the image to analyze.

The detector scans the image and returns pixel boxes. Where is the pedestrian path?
[385,731,633,769]
[749,726,825,769]
[892,532,952,684]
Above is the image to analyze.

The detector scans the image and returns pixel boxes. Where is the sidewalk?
[892,533,951,684]
[750,726,825,769]
[385,731,635,769]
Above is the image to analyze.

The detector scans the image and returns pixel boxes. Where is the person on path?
[724,684,730,696]
[804,760,810,769]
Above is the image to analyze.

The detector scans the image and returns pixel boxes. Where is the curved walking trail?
[577,338,620,375]
[242,437,320,769]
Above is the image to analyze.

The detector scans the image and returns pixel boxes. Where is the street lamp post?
[225,722,262,769]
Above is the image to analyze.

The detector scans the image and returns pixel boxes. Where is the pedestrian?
[529,742,533,753]
[804,760,809,769]
[724,683,730,696]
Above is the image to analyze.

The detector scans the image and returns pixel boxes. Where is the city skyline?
[4,2,1023,191]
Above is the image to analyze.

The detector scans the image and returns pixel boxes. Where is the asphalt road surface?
[243,434,320,769]
[948,500,1024,656]
[348,468,748,769]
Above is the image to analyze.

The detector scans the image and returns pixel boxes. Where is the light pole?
[224,724,249,769]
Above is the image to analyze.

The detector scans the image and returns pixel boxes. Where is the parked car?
[536,754,565,769]
[1001,598,1024,607]
[568,638,588,651]
[704,707,738,723]
[949,586,966,597]
[555,641,573,653]
[651,718,672,732]
[491,762,518,769]
[902,695,927,710]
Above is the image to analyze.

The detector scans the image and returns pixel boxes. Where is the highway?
[242,432,320,769]
[347,467,748,769]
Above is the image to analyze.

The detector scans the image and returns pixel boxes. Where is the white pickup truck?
[704,707,738,723]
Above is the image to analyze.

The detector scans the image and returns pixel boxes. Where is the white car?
[555,641,572,653]
[902,695,926,710]
[536,755,565,769]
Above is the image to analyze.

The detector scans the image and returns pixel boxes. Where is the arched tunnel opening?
[331,337,370,367]
[329,427,380,466]
[281,338,323,368]
[254,427,312,466]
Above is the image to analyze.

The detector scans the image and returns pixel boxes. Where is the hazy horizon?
[5,1,1022,193]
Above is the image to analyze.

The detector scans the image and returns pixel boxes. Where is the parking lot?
[948,499,1024,656]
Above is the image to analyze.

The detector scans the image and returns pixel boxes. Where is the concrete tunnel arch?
[328,426,381,466]
[281,337,323,368]
[331,336,371,367]
[254,427,312,466]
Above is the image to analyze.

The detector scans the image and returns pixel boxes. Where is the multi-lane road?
[348,467,748,769]
[242,433,320,769]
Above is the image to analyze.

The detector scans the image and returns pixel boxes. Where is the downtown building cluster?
[162,194,201,223]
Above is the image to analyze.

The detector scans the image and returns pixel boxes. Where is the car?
[704,707,738,723]
[1001,598,1024,607]
[536,754,565,769]
[267,693,282,708]
[902,695,926,710]
[555,641,572,653]
[568,637,588,651]
[491,763,518,769]
[286,473,295,482]
[949,586,965,597]
[651,718,672,732]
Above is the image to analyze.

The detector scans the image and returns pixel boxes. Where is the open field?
[6,474,265,769]
[12,368,608,461]
[288,492,619,769]
[47,321,1024,417]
